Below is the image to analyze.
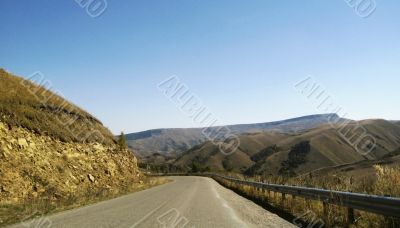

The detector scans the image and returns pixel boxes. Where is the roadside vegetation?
[216,164,400,228]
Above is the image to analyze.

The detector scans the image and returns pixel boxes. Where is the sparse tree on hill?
[118,131,128,150]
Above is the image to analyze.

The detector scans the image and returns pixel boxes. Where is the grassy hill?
[174,119,400,177]
[0,68,115,144]
[173,132,288,173]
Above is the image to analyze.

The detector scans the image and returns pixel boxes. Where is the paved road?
[10,176,296,228]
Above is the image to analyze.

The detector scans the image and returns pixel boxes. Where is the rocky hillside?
[127,114,344,157]
[174,119,400,176]
[0,122,139,202]
[0,70,140,203]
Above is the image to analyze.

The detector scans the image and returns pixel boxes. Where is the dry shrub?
[373,165,400,197]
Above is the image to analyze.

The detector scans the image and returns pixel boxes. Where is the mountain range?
[127,113,346,158]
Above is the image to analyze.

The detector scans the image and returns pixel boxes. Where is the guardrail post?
[323,202,330,227]
[261,189,266,201]
[281,193,286,208]
[346,208,355,227]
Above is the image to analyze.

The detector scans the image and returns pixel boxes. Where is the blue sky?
[1,0,399,133]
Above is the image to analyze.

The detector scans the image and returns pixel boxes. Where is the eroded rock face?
[0,122,140,203]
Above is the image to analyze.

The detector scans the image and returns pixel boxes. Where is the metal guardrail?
[149,173,400,221]
[208,174,400,218]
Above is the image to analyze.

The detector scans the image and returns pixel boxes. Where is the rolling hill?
[127,113,345,158]
[173,119,400,177]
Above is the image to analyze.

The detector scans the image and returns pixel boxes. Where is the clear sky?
[1,0,399,134]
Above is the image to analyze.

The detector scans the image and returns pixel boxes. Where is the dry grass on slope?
[0,69,115,145]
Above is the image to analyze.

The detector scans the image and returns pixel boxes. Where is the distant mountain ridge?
[126,113,346,157]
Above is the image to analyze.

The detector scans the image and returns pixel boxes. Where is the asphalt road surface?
[10,176,296,228]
